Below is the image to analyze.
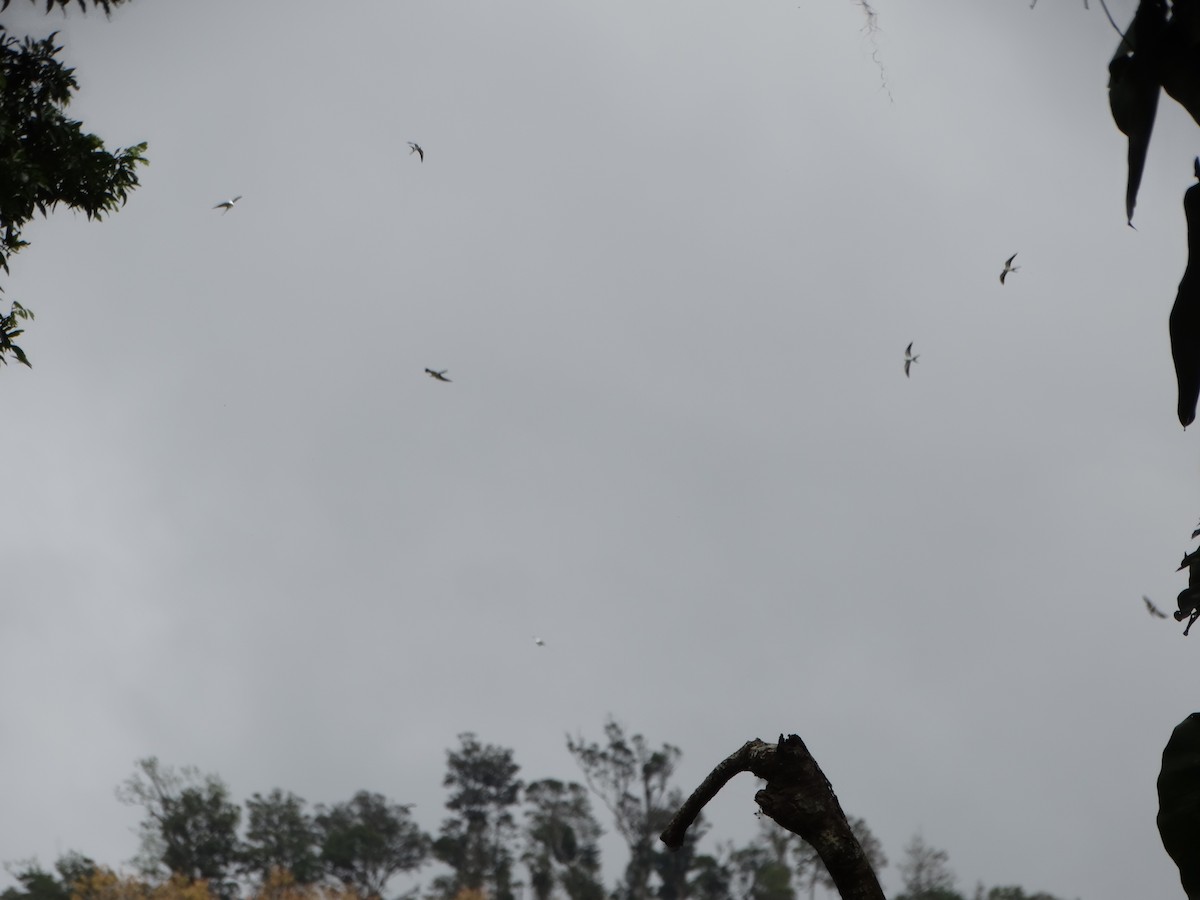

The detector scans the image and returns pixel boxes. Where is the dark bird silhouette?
[425,368,451,382]
[1108,0,1166,226]
[999,253,1019,284]
[1170,159,1200,428]
[1158,713,1200,898]
[408,142,424,162]
[1146,595,1169,618]
[903,342,919,378]
[213,195,242,214]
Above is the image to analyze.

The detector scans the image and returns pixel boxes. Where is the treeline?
[2,721,1069,900]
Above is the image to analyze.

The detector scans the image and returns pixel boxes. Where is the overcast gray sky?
[2,1,1197,898]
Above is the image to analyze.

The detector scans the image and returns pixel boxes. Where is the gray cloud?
[0,1,1187,898]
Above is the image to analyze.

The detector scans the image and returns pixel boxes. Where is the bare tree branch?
[660,734,886,900]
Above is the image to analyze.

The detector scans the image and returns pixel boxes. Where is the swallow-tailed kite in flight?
[408,142,424,162]
[213,196,242,214]
[1000,253,1019,284]
[904,342,919,378]
[425,368,451,382]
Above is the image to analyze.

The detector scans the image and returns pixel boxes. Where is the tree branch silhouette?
[660,734,885,900]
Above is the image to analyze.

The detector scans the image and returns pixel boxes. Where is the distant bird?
[999,253,1020,284]
[408,142,424,162]
[425,368,451,382]
[903,342,919,378]
[1170,159,1200,428]
[1145,595,1169,618]
[213,195,242,214]
[533,636,546,647]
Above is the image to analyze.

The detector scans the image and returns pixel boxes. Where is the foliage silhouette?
[0,13,146,367]
[313,791,428,899]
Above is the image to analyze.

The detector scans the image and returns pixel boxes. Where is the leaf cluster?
[0,14,146,368]
[0,298,32,366]
[0,1,131,15]
[0,25,146,275]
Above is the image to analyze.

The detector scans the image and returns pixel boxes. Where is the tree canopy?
[0,6,146,366]
[0,727,1073,900]
[313,792,428,900]
[567,718,681,900]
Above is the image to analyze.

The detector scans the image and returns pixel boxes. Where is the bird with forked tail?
[999,253,1019,285]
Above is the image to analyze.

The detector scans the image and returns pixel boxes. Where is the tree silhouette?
[568,719,681,900]
[0,7,146,366]
[242,790,323,886]
[116,758,241,893]
[432,734,522,900]
[313,791,428,899]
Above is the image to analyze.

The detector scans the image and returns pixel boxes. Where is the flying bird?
[533,636,546,647]
[408,142,424,162]
[424,368,451,382]
[1145,595,1169,618]
[1171,159,1200,428]
[999,253,1020,284]
[213,195,242,214]
[903,342,919,378]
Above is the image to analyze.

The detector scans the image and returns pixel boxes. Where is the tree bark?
[659,734,886,900]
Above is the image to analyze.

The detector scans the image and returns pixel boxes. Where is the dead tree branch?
[660,734,886,900]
